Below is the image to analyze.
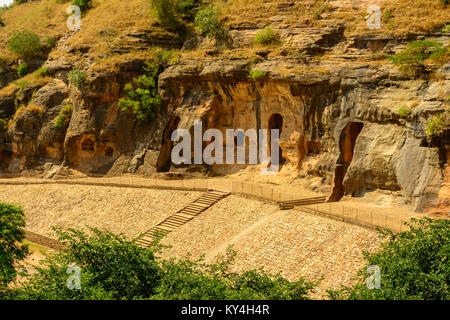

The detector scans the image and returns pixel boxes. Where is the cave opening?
[156,116,181,172]
[105,147,114,157]
[329,122,364,202]
[268,113,286,166]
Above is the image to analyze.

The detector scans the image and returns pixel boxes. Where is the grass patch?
[248,69,266,80]
[54,104,73,129]
[253,27,278,46]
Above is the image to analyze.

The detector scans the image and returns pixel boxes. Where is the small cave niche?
[81,138,95,152]
[156,116,181,172]
[105,147,114,157]
[329,122,364,202]
[307,141,320,155]
[268,113,286,166]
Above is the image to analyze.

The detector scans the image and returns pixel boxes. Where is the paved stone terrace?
[0,183,202,239]
[0,178,393,299]
[160,196,384,299]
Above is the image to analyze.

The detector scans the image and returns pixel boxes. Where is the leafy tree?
[195,7,228,42]
[7,30,41,57]
[389,40,448,76]
[328,218,450,300]
[119,48,176,124]
[3,228,314,300]
[0,203,29,289]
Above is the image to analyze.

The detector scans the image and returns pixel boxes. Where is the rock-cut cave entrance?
[268,113,286,166]
[329,122,364,202]
[156,116,181,172]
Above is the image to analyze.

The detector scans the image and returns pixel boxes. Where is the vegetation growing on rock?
[7,29,41,57]
[389,40,448,76]
[426,113,449,138]
[253,27,278,46]
[68,67,87,89]
[119,48,177,124]
[54,104,73,129]
[195,6,228,42]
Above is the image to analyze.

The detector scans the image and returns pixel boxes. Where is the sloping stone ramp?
[136,190,231,247]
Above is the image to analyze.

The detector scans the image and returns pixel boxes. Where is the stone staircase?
[136,190,231,247]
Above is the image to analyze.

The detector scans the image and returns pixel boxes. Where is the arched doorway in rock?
[268,113,286,166]
[329,121,364,202]
[156,116,181,172]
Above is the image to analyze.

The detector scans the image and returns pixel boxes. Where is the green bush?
[7,30,42,57]
[439,0,449,6]
[328,218,450,300]
[0,203,29,289]
[426,113,448,138]
[195,7,228,42]
[16,63,28,77]
[15,0,28,5]
[443,24,450,32]
[3,228,314,300]
[72,0,91,12]
[68,67,86,89]
[396,105,411,118]
[34,67,48,77]
[44,36,56,48]
[248,69,266,80]
[119,48,176,124]
[150,0,203,28]
[253,27,278,45]
[389,40,448,76]
[54,104,73,129]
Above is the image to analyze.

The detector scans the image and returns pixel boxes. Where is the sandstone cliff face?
[0,13,448,213]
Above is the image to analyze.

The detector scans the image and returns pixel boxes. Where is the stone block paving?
[161,196,384,299]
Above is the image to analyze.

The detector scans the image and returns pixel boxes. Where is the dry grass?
[0,0,68,62]
[342,0,450,35]
[223,0,449,35]
[26,104,45,116]
[64,0,158,54]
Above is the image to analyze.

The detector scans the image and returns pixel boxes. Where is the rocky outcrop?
[0,20,448,213]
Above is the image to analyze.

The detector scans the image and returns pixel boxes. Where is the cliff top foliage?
[0,0,448,65]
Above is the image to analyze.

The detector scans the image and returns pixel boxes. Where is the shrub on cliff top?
[389,40,448,76]
[68,67,86,89]
[254,27,278,45]
[248,69,266,80]
[7,30,42,57]
[72,0,92,12]
[195,6,228,42]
